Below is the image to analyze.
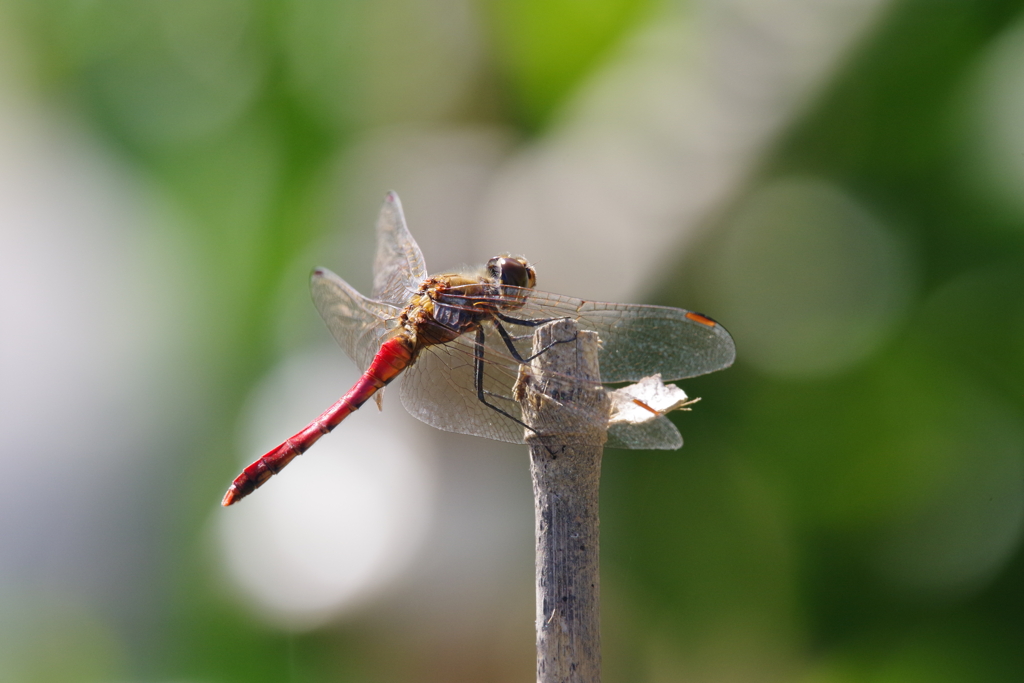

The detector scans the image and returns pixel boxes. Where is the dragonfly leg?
[474,327,538,435]
[495,311,568,328]
[492,317,576,364]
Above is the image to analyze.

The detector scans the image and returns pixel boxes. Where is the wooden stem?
[521,319,609,683]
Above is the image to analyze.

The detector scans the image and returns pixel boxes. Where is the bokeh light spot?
[707,177,914,378]
[962,15,1024,219]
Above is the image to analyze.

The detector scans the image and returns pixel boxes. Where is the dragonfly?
[222,192,735,506]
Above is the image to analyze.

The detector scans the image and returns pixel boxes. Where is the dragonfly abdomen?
[221,336,415,506]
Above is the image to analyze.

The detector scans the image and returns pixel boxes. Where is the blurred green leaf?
[483,0,654,129]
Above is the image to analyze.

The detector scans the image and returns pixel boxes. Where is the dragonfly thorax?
[400,275,493,348]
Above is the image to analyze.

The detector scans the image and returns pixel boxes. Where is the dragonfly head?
[487,255,536,290]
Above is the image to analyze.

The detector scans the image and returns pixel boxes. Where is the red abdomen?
[221,336,415,505]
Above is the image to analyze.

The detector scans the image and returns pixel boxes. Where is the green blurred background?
[3,0,1024,681]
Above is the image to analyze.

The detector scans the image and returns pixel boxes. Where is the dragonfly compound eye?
[488,256,536,289]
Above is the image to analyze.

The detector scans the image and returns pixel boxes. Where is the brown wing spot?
[685,311,717,327]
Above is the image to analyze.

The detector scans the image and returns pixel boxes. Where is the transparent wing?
[399,323,530,444]
[607,417,683,450]
[310,267,401,372]
[442,287,736,383]
[372,192,428,307]
[398,317,682,449]
[522,291,735,382]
